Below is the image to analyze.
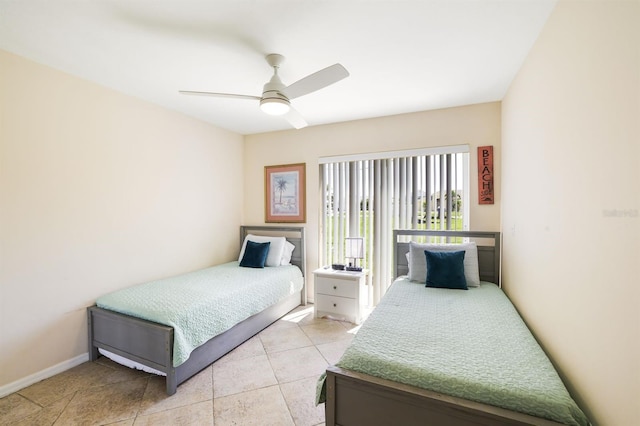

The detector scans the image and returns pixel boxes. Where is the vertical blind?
[320,147,469,305]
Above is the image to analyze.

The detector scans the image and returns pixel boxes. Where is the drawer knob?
[333,303,337,307]
[333,285,337,290]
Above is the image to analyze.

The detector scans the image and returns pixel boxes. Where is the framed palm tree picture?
[265,163,306,223]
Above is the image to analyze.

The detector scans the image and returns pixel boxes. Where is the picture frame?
[265,163,306,223]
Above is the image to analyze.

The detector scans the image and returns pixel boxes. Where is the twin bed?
[88,226,588,425]
[318,229,589,426]
[87,225,305,395]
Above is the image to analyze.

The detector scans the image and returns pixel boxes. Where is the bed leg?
[325,372,336,426]
[166,369,177,396]
[87,306,99,361]
[88,345,99,361]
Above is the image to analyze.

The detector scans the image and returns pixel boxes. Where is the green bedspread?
[97,261,303,367]
[317,279,589,426]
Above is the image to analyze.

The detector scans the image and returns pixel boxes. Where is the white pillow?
[408,241,480,287]
[238,234,286,267]
[281,241,295,265]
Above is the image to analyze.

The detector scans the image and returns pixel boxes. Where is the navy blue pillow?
[424,250,468,290]
[240,240,271,268]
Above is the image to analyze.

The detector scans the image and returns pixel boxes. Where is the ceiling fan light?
[260,98,290,116]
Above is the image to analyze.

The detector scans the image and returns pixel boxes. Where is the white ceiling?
[0,1,557,135]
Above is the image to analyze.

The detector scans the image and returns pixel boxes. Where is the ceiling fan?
[179,53,349,129]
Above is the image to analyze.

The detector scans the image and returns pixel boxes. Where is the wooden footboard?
[88,291,302,395]
[325,366,565,426]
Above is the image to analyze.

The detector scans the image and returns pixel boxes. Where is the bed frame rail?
[325,366,563,426]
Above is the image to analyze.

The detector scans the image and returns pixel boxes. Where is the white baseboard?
[0,353,89,398]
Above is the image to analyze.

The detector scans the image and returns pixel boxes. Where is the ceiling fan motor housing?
[260,73,290,115]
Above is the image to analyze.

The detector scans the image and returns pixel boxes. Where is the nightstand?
[313,268,368,324]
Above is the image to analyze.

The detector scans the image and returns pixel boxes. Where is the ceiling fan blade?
[284,106,308,129]
[179,90,261,101]
[281,63,349,100]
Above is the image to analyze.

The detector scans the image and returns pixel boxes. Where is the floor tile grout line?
[278,382,298,426]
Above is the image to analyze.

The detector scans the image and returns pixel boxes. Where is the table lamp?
[345,237,364,272]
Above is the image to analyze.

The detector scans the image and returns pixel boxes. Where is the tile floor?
[0,305,360,425]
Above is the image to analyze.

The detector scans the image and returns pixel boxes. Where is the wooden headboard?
[240,225,306,302]
[393,229,501,285]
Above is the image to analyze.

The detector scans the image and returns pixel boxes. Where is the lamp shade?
[345,237,364,260]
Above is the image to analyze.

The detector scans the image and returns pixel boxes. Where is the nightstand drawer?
[316,294,357,318]
[316,276,358,298]
[313,267,368,324]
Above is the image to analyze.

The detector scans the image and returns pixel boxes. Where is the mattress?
[96,261,303,367]
[317,278,589,426]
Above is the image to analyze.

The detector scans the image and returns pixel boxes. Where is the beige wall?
[0,50,244,390]
[501,1,639,424]
[244,102,502,299]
